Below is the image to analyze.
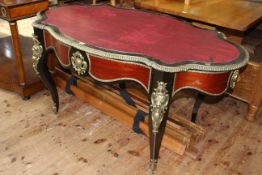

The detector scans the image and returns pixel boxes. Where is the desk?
[32,5,248,173]
[134,0,262,38]
[134,0,262,121]
[0,0,48,98]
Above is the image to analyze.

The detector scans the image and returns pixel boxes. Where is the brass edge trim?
[46,46,71,68]
[43,31,71,68]
[217,31,227,39]
[33,12,249,73]
[183,70,231,74]
[87,54,151,92]
[172,74,176,97]
[172,71,234,97]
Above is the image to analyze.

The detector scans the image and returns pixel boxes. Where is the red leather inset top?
[42,5,240,65]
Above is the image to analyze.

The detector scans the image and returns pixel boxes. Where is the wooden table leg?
[111,0,116,6]
[231,35,261,121]
[246,63,262,121]
[33,31,59,113]
[223,33,261,121]
[9,21,26,87]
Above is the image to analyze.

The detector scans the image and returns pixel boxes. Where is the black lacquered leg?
[148,71,174,174]
[191,93,204,123]
[37,50,59,113]
[33,28,59,113]
[22,96,31,101]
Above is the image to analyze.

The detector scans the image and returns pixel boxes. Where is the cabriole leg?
[148,71,174,174]
[32,30,59,113]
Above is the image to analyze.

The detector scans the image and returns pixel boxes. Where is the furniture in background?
[93,0,116,6]
[32,5,248,173]
[0,0,48,99]
[134,0,262,121]
[57,0,77,5]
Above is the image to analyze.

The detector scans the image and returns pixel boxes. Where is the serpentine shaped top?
[33,5,249,72]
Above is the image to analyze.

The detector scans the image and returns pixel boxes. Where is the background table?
[0,0,48,98]
[135,0,262,121]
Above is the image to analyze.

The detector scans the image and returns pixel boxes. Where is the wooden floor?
[0,87,262,175]
[0,11,262,175]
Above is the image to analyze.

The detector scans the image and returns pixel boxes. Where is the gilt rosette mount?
[151,81,169,135]
[71,51,88,76]
[32,34,43,75]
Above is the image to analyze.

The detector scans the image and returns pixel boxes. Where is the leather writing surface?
[43,5,240,65]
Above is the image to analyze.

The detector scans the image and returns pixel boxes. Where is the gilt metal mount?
[150,81,169,134]
[1,7,6,17]
[230,70,239,89]
[149,159,158,175]
[32,34,43,75]
[71,51,88,76]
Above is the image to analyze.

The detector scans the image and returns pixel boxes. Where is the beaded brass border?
[87,54,152,92]
[43,31,72,68]
[172,71,234,97]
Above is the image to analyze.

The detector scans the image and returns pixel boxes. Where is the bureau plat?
[32,5,248,174]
